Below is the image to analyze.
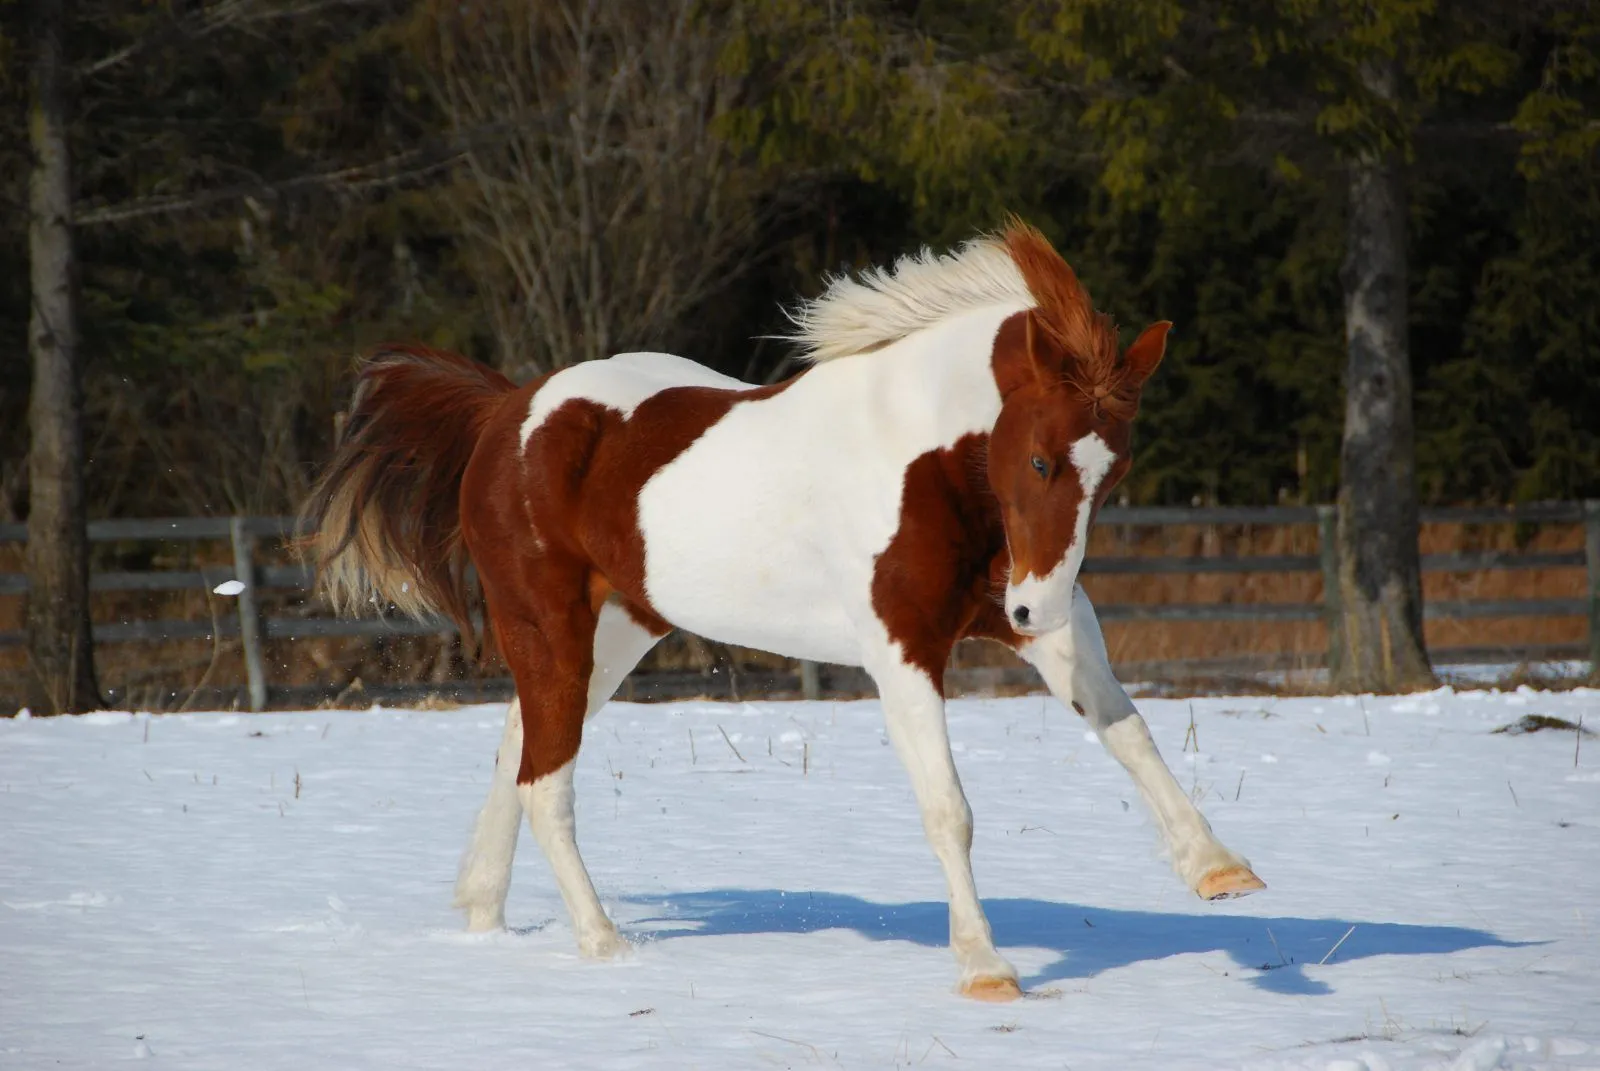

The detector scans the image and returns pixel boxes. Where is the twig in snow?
[1184,702,1200,753]
[688,729,696,765]
[1318,925,1356,965]
[803,741,809,776]
[716,725,746,763]
[1360,696,1371,737]
[299,967,311,1010]
[1266,927,1288,966]
[1578,715,1585,768]
[1507,780,1519,808]
[1234,770,1246,801]
[748,1029,833,1064]
[294,770,302,800]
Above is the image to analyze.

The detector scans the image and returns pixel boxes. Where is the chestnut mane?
[1000,221,1135,421]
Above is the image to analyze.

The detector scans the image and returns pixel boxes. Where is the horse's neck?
[839,303,1020,444]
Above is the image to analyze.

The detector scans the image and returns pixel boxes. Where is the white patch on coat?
[584,600,661,718]
[518,351,746,451]
[1004,432,1116,635]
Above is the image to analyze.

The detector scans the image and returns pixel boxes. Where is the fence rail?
[3,503,1597,708]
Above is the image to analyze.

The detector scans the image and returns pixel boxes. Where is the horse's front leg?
[1021,587,1265,900]
[869,656,1021,1001]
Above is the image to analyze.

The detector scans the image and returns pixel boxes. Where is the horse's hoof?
[579,929,632,960]
[1197,865,1266,900]
[960,975,1024,1002]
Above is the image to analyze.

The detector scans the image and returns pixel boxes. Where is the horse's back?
[519,351,750,449]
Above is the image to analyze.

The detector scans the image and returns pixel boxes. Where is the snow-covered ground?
[3,687,1598,1070]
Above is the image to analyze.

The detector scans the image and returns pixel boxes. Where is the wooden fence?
[3,503,1597,709]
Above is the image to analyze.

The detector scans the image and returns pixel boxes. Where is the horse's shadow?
[623,889,1533,996]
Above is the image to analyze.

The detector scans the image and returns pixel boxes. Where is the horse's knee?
[921,794,974,849]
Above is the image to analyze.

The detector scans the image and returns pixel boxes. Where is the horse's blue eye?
[1031,456,1048,478]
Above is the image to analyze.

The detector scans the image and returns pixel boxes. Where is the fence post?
[799,660,821,701]
[230,516,268,711]
[1317,504,1344,679]
[1585,500,1600,676]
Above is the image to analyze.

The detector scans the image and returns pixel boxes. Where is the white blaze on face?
[1005,432,1117,636]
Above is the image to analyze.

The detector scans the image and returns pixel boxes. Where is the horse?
[302,220,1263,1002]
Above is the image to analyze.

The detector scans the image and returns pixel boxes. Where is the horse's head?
[989,305,1170,637]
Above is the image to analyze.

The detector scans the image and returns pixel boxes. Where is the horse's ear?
[1024,308,1064,386]
[1123,321,1171,389]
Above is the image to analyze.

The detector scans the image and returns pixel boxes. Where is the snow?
[3,688,1599,1070]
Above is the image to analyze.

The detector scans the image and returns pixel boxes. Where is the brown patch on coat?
[870,433,1013,686]
[459,375,793,783]
[587,571,615,615]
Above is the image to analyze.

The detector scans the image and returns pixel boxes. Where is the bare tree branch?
[69,117,559,226]
[77,0,383,79]
[420,0,765,375]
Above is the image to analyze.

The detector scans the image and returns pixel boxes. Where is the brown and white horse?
[303,221,1263,1001]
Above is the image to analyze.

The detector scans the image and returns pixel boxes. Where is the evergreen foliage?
[3,0,1596,518]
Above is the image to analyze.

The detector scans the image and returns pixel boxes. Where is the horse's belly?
[635,425,880,668]
[638,513,867,666]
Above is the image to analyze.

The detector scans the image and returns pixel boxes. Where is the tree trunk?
[1332,60,1434,693]
[25,0,101,715]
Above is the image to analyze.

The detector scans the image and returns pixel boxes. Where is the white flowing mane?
[787,236,1034,363]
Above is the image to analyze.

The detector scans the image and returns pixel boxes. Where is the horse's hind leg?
[459,562,665,954]
[517,593,664,957]
[1022,587,1264,900]
[455,597,663,933]
[454,697,527,932]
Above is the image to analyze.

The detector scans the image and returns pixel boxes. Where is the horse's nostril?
[1012,605,1030,626]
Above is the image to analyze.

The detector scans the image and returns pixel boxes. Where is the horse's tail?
[300,345,517,637]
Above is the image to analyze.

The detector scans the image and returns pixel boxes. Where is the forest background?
[2,0,1598,711]
[4,0,1597,519]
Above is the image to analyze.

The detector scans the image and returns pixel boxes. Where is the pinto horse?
[303,222,1263,1001]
